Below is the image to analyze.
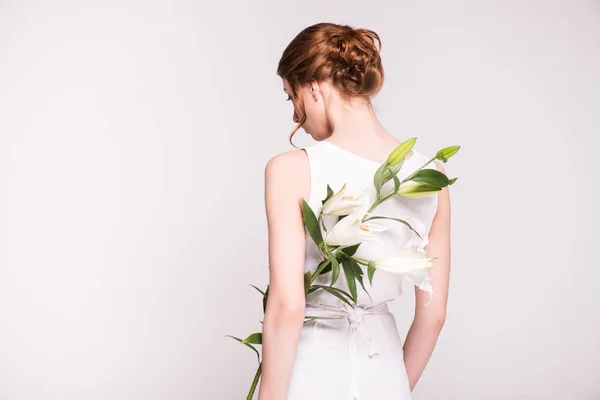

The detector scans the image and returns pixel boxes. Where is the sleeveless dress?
[285,140,439,400]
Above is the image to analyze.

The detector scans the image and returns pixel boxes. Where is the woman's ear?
[310,81,320,101]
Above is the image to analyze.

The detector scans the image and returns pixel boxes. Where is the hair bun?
[328,27,384,97]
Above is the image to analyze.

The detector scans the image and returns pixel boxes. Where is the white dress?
[285,140,439,400]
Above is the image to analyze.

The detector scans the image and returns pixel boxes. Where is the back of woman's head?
[277,23,384,142]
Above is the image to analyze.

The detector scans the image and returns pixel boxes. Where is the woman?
[258,23,451,400]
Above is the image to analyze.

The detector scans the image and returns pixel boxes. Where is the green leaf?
[311,285,354,307]
[410,169,449,188]
[448,177,458,185]
[387,137,417,165]
[242,332,263,345]
[391,167,401,193]
[314,258,331,276]
[397,183,442,198]
[224,335,260,363]
[349,257,372,301]
[327,286,354,302]
[301,198,323,245]
[334,288,354,303]
[304,316,319,325]
[374,162,402,199]
[311,285,353,300]
[387,163,402,181]
[330,256,340,286]
[263,285,269,313]
[341,257,357,304]
[250,284,269,314]
[249,284,265,296]
[322,184,334,205]
[367,262,376,286]
[342,243,361,257]
[435,145,460,162]
[314,251,333,278]
[363,216,422,239]
[373,163,387,199]
[304,271,312,295]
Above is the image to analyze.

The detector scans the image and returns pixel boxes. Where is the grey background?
[1,0,599,399]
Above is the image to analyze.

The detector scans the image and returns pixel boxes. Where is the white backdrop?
[1,1,599,399]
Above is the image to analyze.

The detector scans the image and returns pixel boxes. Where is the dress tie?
[305,301,391,400]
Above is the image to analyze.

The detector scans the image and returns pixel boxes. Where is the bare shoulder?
[264,149,310,201]
[265,149,308,177]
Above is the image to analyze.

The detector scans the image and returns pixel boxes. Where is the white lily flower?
[324,195,387,246]
[370,239,435,306]
[370,247,435,274]
[322,184,366,216]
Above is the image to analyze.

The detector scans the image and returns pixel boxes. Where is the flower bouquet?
[225,137,460,399]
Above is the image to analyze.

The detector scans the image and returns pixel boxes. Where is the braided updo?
[277,23,385,144]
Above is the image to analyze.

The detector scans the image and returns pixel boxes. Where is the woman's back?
[303,139,438,307]
[285,139,439,400]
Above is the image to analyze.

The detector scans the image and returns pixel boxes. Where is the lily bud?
[435,146,460,163]
[396,182,442,198]
[387,137,417,166]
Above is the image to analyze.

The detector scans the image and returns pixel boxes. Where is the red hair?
[277,23,385,146]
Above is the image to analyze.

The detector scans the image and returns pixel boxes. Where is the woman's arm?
[402,161,451,391]
[257,150,310,400]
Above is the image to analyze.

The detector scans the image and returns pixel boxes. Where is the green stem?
[246,362,262,400]
[366,191,395,215]
[366,157,436,215]
[311,263,328,284]
[401,157,436,183]
[311,245,345,284]
[331,246,344,255]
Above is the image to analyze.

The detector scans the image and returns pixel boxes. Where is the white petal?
[322,183,347,215]
[362,222,388,233]
[403,270,433,306]
[377,261,432,274]
[325,219,364,246]
[328,203,361,216]
[324,231,364,246]
[330,212,361,232]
